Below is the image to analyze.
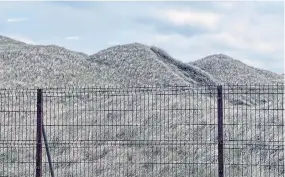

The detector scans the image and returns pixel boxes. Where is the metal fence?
[0,85,284,177]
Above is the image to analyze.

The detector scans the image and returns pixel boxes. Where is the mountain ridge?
[0,35,283,88]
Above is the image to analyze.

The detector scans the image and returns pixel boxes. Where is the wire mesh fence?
[0,89,38,177]
[0,85,284,177]
[223,85,284,177]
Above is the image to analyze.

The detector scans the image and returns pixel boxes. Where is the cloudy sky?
[0,1,284,73]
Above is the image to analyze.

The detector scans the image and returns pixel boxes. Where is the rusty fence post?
[217,85,224,177]
[36,89,43,177]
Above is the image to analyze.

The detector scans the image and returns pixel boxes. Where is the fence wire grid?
[0,85,284,177]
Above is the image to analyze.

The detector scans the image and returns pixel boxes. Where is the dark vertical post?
[36,89,43,177]
[217,85,224,177]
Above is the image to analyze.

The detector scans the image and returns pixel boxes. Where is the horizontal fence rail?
[0,85,284,177]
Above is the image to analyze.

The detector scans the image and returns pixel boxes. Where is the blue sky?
[0,1,284,73]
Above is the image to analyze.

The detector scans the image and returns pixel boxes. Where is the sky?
[0,1,284,73]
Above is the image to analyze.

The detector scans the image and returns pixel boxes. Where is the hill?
[89,43,218,87]
[191,54,283,85]
[0,36,112,88]
[1,36,283,88]
[0,36,219,88]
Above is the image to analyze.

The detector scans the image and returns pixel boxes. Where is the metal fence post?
[36,89,43,177]
[217,85,224,177]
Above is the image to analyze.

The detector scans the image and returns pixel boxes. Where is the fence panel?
[41,87,218,177]
[0,89,38,177]
[223,85,284,177]
[0,85,284,177]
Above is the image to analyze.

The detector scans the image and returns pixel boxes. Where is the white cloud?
[7,18,27,22]
[65,36,80,40]
[214,2,237,10]
[220,3,235,9]
[205,32,281,54]
[155,9,222,30]
[151,4,283,56]
[145,2,283,73]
